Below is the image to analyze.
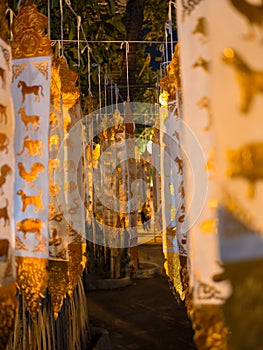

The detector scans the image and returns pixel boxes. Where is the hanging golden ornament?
[11,4,51,58]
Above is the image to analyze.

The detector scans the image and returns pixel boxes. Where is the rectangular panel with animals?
[0,39,16,287]
[12,56,51,258]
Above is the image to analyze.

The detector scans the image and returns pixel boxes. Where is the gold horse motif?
[17,80,44,103]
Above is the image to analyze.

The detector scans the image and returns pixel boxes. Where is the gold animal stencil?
[48,134,59,152]
[192,17,207,42]
[17,189,44,212]
[0,103,7,124]
[16,218,44,239]
[64,159,76,173]
[175,156,184,175]
[17,162,45,187]
[49,227,62,246]
[0,164,11,191]
[49,181,61,196]
[18,107,42,131]
[67,198,79,215]
[17,80,44,103]
[192,57,210,72]
[223,47,263,113]
[206,148,216,180]
[17,136,44,157]
[48,158,61,174]
[49,111,60,131]
[0,239,9,261]
[0,133,9,154]
[227,142,263,198]
[0,198,9,226]
[197,96,212,131]
[0,67,6,88]
[178,180,185,198]
[65,181,77,194]
[228,0,263,41]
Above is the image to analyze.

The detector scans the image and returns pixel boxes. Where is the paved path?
[87,244,197,350]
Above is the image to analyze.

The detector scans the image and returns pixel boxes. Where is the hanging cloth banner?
[0,37,17,348]
[206,1,263,348]
[176,1,232,348]
[48,55,84,317]
[159,45,186,302]
[11,4,51,318]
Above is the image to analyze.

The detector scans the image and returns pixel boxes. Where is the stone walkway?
[86,244,197,350]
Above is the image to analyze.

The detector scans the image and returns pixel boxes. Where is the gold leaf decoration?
[48,260,69,319]
[192,304,229,350]
[160,43,181,102]
[0,0,9,42]
[68,243,86,297]
[32,61,49,79]
[227,142,263,198]
[11,5,51,59]
[16,257,48,319]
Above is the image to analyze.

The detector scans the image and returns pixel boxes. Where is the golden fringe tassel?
[16,257,48,319]
[48,260,69,320]
[0,282,17,350]
[8,276,90,350]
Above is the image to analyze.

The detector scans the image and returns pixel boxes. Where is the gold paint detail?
[68,243,86,297]
[164,252,185,302]
[0,282,17,349]
[200,218,217,234]
[48,260,69,319]
[228,1,263,42]
[226,142,263,198]
[32,61,49,79]
[16,257,48,318]
[17,161,45,187]
[222,48,263,114]
[197,97,212,132]
[11,5,51,58]
[192,17,208,42]
[192,305,229,350]
[160,43,181,102]
[206,148,216,180]
[12,64,28,83]
[192,56,210,72]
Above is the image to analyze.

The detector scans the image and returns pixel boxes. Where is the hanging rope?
[5,7,15,41]
[98,64,102,117]
[121,41,130,102]
[110,79,114,114]
[104,74,108,108]
[115,83,119,110]
[47,0,51,38]
[60,0,65,58]
[77,15,81,68]
[168,0,174,57]
[125,41,130,102]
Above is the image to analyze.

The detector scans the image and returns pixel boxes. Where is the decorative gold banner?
[206,1,263,348]
[0,37,17,349]
[11,4,51,318]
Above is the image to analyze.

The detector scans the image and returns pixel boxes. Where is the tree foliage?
[7,0,175,105]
